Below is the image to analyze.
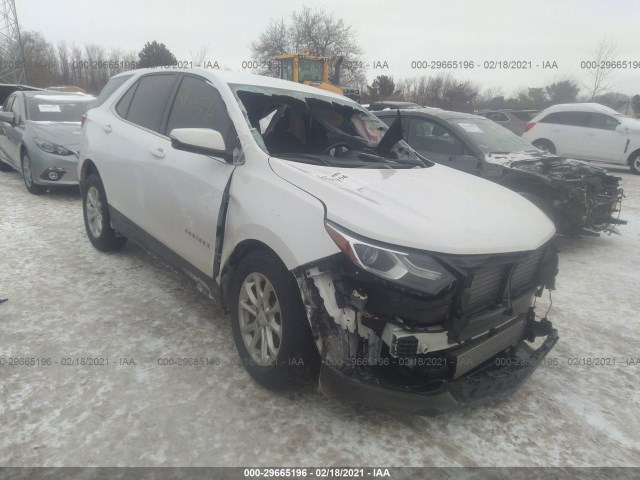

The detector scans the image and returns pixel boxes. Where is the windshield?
[298,58,324,82]
[449,117,538,154]
[231,84,427,168]
[26,96,94,122]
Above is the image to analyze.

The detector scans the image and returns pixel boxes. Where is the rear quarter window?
[93,75,134,108]
[540,111,588,127]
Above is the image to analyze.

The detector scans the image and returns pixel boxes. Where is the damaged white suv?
[79,68,560,415]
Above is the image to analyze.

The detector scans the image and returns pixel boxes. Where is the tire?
[229,250,319,390]
[0,160,12,172]
[82,173,127,252]
[532,139,556,155]
[629,151,640,175]
[21,153,45,194]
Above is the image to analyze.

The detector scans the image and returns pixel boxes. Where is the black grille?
[467,265,509,312]
[466,248,544,314]
[510,248,544,294]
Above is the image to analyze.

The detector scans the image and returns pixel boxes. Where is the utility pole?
[0,0,27,84]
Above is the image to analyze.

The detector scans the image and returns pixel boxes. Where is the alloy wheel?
[238,272,283,366]
[85,186,103,238]
[22,157,33,187]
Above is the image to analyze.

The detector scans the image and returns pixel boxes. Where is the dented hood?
[269,158,555,255]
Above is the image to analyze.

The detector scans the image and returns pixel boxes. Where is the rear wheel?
[82,173,127,251]
[229,250,319,390]
[629,151,640,175]
[21,153,44,195]
[532,139,556,155]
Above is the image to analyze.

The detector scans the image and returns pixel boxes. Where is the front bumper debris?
[319,328,558,416]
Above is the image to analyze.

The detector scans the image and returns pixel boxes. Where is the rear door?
[99,73,178,228]
[142,74,237,275]
[579,112,627,164]
[537,111,588,157]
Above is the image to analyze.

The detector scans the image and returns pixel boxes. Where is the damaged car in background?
[375,108,626,236]
[79,69,559,415]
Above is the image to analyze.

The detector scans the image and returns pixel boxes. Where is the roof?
[375,106,482,121]
[541,103,619,114]
[114,67,352,103]
[478,109,538,113]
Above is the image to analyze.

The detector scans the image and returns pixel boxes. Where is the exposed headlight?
[325,221,456,296]
[33,138,74,156]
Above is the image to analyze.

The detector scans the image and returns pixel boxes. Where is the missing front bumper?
[318,328,558,416]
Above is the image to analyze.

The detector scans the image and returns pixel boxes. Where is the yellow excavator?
[274,52,360,102]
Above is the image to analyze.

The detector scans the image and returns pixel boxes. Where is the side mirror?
[169,128,230,160]
[0,111,15,124]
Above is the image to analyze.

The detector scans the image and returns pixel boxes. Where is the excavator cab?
[274,53,360,102]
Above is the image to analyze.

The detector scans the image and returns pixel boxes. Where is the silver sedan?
[0,91,95,194]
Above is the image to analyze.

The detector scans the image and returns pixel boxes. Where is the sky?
[15,0,640,96]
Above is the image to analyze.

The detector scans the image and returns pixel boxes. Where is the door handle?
[102,124,112,133]
[586,133,596,137]
[148,146,166,159]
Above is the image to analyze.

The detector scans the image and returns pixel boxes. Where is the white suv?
[78,68,559,415]
[522,103,640,174]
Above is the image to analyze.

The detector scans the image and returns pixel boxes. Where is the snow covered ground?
[0,166,639,467]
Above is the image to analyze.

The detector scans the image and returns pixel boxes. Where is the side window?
[588,113,620,131]
[115,84,136,118]
[120,74,177,132]
[378,116,395,127]
[11,95,22,123]
[540,111,588,127]
[408,118,463,155]
[486,112,509,122]
[94,74,133,108]
[164,75,235,147]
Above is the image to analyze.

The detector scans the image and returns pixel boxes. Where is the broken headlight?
[325,221,456,296]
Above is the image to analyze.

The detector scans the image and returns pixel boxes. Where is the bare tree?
[395,73,478,111]
[190,44,209,67]
[20,31,57,87]
[57,41,70,84]
[585,37,617,100]
[250,7,365,87]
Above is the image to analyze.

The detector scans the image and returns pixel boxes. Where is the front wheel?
[629,151,640,175]
[229,250,319,390]
[22,153,44,194]
[82,173,127,251]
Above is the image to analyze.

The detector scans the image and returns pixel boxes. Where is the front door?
[142,74,237,276]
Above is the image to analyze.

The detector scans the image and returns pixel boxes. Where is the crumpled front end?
[294,234,560,415]
[507,156,626,235]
